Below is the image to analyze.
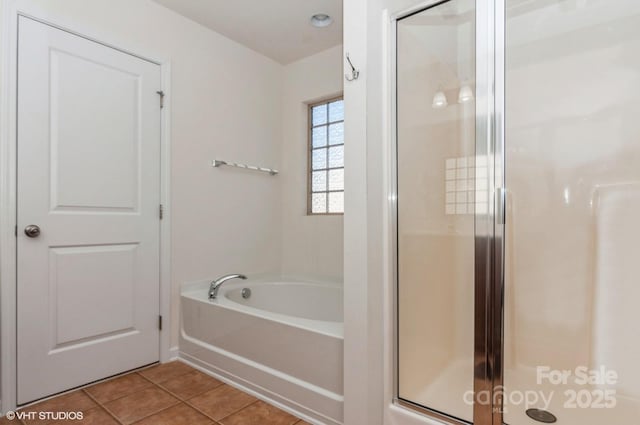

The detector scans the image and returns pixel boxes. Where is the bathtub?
[179,278,344,425]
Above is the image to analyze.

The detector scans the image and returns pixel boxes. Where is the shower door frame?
[389,1,507,424]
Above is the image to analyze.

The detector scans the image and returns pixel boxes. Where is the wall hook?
[345,53,360,82]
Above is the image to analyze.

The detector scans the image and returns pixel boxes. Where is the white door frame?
[0,5,173,413]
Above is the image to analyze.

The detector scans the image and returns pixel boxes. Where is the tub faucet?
[209,274,247,300]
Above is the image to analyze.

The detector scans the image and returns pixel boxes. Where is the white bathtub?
[179,278,344,425]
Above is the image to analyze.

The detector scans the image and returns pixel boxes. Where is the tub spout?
[208,274,247,300]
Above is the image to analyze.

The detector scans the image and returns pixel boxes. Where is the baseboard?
[167,346,179,361]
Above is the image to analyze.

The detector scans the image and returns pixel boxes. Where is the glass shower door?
[396,0,476,422]
[503,1,640,424]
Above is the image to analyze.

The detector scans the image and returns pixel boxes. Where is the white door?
[17,17,162,404]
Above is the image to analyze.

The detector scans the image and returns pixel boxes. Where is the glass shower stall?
[393,0,640,424]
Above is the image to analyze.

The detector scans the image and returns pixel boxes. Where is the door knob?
[24,225,41,238]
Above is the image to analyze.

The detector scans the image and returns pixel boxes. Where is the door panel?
[51,48,140,211]
[395,0,476,422]
[17,17,161,404]
[51,244,138,346]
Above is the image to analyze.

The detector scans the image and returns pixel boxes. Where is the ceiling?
[152,0,343,64]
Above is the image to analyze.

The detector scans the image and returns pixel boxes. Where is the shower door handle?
[496,188,507,225]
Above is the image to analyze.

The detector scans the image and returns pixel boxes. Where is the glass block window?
[309,97,344,214]
[444,156,489,215]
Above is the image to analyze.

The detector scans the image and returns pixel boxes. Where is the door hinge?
[15,225,18,237]
[156,90,165,109]
[159,204,164,220]
[158,315,163,331]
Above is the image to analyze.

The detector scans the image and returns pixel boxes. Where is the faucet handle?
[209,274,248,300]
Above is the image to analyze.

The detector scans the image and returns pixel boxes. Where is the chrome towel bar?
[212,159,278,176]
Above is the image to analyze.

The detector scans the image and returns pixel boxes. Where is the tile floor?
[1,361,311,425]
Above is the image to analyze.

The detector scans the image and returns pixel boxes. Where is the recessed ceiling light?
[310,13,333,28]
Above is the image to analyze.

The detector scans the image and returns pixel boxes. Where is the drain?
[241,288,251,299]
[526,408,557,423]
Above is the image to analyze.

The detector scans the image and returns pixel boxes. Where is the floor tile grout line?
[81,388,125,425]
[135,368,194,389]
[125,399,182,425]
[81,373,157,411]
[136,369,240,423]
[220,400,303,425]
[176,363,306,423]
[11,362,303,425]
[163,369,305,424]
[153,376,225,402]
[27,363,162,410]
[20,390,110,425]
[215,399,262,423]
[97,372,185,425]
[134,371,157,385]
[147,397,223,425]
[180,398,224,423]
[86,385,155,406]
[10,362,194,425]
[135,371,194,403]
[122,363,260,424]
[135,359,195,385]
[182,396,257,424]
[124,371,219,424]
[20,363,162,422]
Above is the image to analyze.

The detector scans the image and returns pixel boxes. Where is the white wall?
[1,0,345,410]
[342,0,384,423]
[2,0,346,349]
[280,45,344,282]
[4,0,284,350]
